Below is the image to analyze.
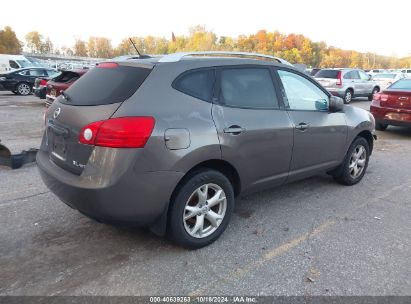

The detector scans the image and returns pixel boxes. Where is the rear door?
[212,66,294,192]
[275,68,347,181]
[45,63,152,175]
[359,70,373,94]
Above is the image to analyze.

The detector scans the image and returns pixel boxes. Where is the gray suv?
[37,52,376,248]
[315,68,380,104]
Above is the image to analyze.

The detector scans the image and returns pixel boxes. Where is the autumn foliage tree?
[0,26,22,54]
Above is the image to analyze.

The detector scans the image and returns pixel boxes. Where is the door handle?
[223,126,246,135]
[295,123,309,131]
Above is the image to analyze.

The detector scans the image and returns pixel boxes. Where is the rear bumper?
[36,148,184,226]
[370,103,411,127]
[326,88,345,98]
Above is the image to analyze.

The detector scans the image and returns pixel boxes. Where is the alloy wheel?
[349,145,367,179]
[183,183,227,238]
[18,83,31,95]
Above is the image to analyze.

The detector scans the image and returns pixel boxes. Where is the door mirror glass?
[329,96,344,112]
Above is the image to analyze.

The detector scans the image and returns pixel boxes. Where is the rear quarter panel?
[112,63,221,175]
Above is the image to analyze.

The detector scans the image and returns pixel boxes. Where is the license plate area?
[51,89,57,97]
[47,124,68,162]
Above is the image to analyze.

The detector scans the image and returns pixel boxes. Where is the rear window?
[62,65,151,106]
[173,69,215,101]
[388,79,411,90]
[315,70,340,79]
[53,71,81,83]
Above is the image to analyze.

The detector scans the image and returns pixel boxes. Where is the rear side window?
[173,69,215,101]
[315,69,339,79]
[63,65,151,106]
[219,68,278,109]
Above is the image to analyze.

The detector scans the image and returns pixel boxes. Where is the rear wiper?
[61,91,71,102]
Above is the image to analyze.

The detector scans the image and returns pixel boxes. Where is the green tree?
[0,26,22,54]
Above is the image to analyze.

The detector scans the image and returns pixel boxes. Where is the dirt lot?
[0,92,410,296]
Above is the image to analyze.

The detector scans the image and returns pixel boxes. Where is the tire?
[375,122,388,131]
[168,169,235,249]
[333,137,370,186]
[368,87,380,101]
[343,89,353,104]
[16,82,31,96]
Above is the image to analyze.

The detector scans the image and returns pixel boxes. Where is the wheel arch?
[149,159,241,236]
[356,130,374,155]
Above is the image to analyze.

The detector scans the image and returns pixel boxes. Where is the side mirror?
[329,96,344,112]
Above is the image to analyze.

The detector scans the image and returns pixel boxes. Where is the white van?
[0,55,34,72]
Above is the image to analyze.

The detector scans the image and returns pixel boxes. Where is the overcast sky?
[1,0,409,57]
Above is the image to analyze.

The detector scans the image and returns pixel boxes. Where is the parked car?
[400,69,411,78]
[37,52,376,248]
[45,69,88,106]
[309,68,321,76]
[33,71,62,99]
[370,78,411,130]
[315,68,380,103]
[0,54,34,73]
[372,73,405,89]
[368,69,386,76]
[0,67,59,96]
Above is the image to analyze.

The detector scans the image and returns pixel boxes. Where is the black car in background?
[0,67,59,96]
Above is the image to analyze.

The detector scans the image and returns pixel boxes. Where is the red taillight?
[97,62,119,69]
[336,71,342,86]
[79,117,155,148]
[40,79,47,86]
[373,93,381,101]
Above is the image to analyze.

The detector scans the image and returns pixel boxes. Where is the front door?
[212,66,294,193]
[276,69,347,181]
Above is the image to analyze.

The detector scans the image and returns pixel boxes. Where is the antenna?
[129,38,142,57]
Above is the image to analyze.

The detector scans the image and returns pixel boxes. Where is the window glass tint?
[53,71,80,83]
[278,70,329,111]
[351,71,360,79]
[174,69,215,101]
[29,69,46,76]
[63,66,151,106]
[359,71,370,80]
[9,60,19,69]
[18,70,29,76]
[343,71,352,79]
[315,69,339,79]
[220,68,278,108]
[46,70,60,77]
[388,79,411,90]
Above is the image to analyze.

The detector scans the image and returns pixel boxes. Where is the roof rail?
[158,51,293,66]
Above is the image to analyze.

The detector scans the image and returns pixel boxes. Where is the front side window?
[278,70,329,111]
[173,69,215,101]
[220,68,278,108]
[359,71,370,80]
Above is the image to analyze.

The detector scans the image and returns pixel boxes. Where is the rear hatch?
[315,69,340,88]
[45,62,153,175]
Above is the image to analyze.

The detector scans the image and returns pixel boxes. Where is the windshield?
[388,79,411,90]
[16,60,34,68]
[373,74,396,79]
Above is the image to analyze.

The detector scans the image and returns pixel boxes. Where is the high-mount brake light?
[97,62,119,69]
